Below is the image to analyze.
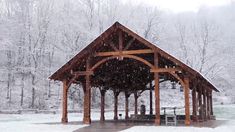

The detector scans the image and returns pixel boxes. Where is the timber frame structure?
[49,22,219,126]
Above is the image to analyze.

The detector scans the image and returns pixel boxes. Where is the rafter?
[124,38,135,50]
[118,30,123,50]
[108,41,118,51]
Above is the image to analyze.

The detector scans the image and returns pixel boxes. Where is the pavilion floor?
[72,119,226,132]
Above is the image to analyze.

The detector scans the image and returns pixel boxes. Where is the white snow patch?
[0,113,87,132]
[121,121,235,132]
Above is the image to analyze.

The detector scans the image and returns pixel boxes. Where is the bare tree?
[142,7,161,43]
[6,50,14,106]
[175,19,190,65]
[191,19,222,79]
[81,0,95,30]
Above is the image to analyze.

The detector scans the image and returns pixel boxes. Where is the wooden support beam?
[83,59,91,124]
[73,71,94,76]
[149,82,153,115]
[125,92,130,120]
[119,30,123,51]
[210,92,213,116]
[184,77,190,126]
[114,92,119,120]
[150,68,181,73]
[124,38,135,50]
[196,90,199,121]
[61,80,69,123]
[100,90,106,122]
[206,92,210,120]
[198,87,203,121]
[95,49,153,57]
[154,52,160,125]
[192,87,197,122]
[202,88,207,121]
[109,41,118,51]
[134,92,138,115]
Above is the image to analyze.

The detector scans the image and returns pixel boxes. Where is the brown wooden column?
[100,90,106,122]
[125,92,130,120]
[114,92,119,120]
[192,87,197,122]
[210,92,213,116]
[198,87,203,121]
[206,91,210,120]
[184,77,190,125]
[83,59,91,124]
[149,82,153,115]
[61,80,69,123]
[134,91,138,115]
[196,90,199,121]
[202,88,207,121]
[154,52,160,125]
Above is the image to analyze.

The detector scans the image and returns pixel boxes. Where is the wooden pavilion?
[49,22,219,126]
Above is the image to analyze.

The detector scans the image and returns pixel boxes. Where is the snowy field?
[0,113,86,132]
[122,105,235,132]
[0,110,119,132]
[0,105,234,132]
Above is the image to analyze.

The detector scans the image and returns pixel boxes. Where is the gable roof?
[49,22,219,92]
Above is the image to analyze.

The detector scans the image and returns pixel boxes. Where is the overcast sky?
[122,0,233,13]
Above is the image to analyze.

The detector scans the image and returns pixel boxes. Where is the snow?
[0,110,124,132]
[213,105,235,120]
[0,105,235,132]
[120,122,235,132]
[121,104,235,132]
[0,113,87,132]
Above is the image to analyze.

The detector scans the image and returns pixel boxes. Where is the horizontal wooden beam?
[150,68,181,73]
[72,71,94,76]
[95,49,153,57]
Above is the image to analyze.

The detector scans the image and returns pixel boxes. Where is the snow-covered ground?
[121,122,235,132]
[0,113,86,132]
[0,105,234,132]
[122,104,235,132]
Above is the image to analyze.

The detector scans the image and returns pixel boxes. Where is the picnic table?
[161,106,184,126]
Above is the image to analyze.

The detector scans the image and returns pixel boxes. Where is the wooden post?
[114,92,119,120]
[118,30,123,51]
[100,90,106,122]
[196,91,199,121]
[210,92,213,116]
[203,88,207,121]
[83,59,91,124]
[198,87,203,121]
[154,52,160,125]
[134,91,138,115]
[206,91,210,120]
[125,92,130,120]
[192,87,197,122]
[184,77,190,126]
[149,82,153,115]
[118,29,123,60]
[61,80,69,123]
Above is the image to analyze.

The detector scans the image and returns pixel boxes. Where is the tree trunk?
[31,87,35,108]
[20,74,25,106]
[20,84,24,106]
[48,80,51,98]
[6,72,11,100]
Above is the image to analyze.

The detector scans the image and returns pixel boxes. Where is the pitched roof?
[49,22,219,92]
